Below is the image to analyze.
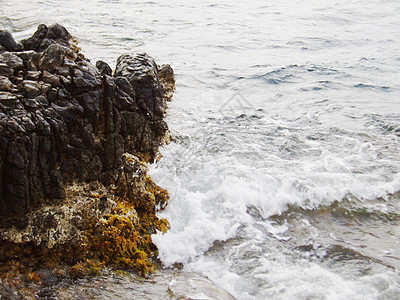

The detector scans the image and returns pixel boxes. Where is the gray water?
[2,0,400,299]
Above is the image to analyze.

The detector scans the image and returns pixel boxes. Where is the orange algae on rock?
[0,154,170,299]
[82,154,170,275]
[69,259,104,278]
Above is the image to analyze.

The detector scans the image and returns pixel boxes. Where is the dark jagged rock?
[0,24,174,217]
[96,60,112,76]
[0,25,174,299]
[0,30,23,52]
[21,24,73,52]
[159,64,175,101]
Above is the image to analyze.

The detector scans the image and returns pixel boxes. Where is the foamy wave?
[151,138,400,266]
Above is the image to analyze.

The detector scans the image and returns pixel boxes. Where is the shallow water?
[2,0,400,298]
[55,270,235,300]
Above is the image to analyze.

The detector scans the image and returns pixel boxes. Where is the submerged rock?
[0,24,174,297]
[55,270,236,300]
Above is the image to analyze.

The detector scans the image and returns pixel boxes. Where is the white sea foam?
[151,108,400,297]
[152,137,400,264]
[185,255,396,300]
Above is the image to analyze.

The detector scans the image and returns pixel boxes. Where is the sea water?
[2,0,400,298]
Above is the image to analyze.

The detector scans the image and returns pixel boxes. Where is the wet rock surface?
[55,270,236,300]
[0,24,174,217]
[0,24,175,298]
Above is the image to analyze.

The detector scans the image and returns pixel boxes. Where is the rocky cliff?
[0,24,174,297]
[0,24,174,216]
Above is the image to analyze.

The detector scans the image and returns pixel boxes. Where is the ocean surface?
[2,0,400,299]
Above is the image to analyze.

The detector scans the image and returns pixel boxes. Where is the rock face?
[0,24,175,217]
